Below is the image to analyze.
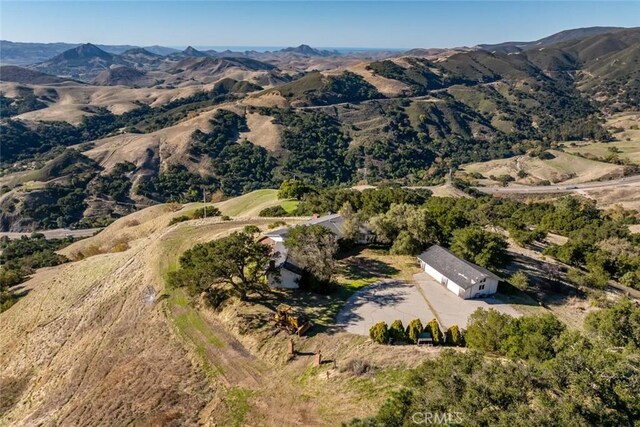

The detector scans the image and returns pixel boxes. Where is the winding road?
[473,174,640,195]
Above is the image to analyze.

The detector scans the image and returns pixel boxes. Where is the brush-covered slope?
[0,66,75,84]
[1,27,638,231]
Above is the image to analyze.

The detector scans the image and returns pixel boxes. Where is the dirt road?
[0,228,103,241]
[473,174,640,194]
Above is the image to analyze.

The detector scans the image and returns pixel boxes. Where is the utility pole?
[203,188,207,219]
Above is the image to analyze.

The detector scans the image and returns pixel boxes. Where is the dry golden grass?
[239,112,283,151]
[462,150,624,185]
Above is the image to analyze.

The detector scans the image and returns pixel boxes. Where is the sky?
[1,1,639,49]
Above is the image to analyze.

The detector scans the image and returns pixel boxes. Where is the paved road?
[335,279,434,336]
[0,228,102,240]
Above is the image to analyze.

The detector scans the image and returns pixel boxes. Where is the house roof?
[306,213,346,239]
[263,213,347,240]
[263,213,352,274]
[263,227,289,238]
[417,245,501,290]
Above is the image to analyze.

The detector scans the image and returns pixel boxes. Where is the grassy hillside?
[1,28,638,231]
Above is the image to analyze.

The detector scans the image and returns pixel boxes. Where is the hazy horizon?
[1,1,639,49]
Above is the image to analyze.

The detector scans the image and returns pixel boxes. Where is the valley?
[1,21,640,427]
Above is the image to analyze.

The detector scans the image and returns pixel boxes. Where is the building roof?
[263,213,347,240]
[417,245,501,290]
[263,213,361,275]
[264,227,289,238]
[306,213,346,239]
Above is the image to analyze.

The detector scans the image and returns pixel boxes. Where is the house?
[261,213,374,289]
[305,213,375,244]
[417,245,501,299]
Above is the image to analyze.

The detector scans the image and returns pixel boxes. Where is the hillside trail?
[0,210,322,426]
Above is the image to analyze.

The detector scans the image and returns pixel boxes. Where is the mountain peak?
[281,44,321,55]
[182,46,209,57]
[55,43,113,61]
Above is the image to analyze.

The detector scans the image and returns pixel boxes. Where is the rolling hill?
[1,27,638,231]
[478,26,627,53]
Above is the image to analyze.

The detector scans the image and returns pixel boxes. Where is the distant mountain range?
[477,26,626,53]
[1,26,639,231]
[0,41,347,67]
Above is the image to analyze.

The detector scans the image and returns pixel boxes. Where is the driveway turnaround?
[413,272,521,328]
[336,279,435,336]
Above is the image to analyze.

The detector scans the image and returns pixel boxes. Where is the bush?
[278,179,312,200]
[111,238,129,252]
[500,314,566,361]
[405,319,423,344]
[445,325,464,346]
[388,320,406,343]
[340,359,374,376]
[585,298,640,348]
[509,271,529,291]
[221,215,231,221]
[259,205,289,217]
[464,308,511,352]
[191,206,221,218]
[268,220,287,229]
[369,322,390,344]
[538,151,556,160]
[425,318,443,345]
[169,215,190,225]
[390,230,422,255]
[567,268,609,289]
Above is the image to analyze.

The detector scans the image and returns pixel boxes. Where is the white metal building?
[417,245,501,299]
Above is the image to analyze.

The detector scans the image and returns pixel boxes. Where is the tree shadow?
[504,251,585,307]
[333,280,409,328]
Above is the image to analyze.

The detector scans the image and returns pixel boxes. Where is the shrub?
[258,205,289,217]
[340,359,374,376]
[243,225,261,234]
[388,320,406,343]
[369,322,390,344]
[167,202,183,212]
[405,319,423,344]
[390,230,422,255]
[496,174,515,187]
[585,298,640,348]
[221,215,231,221]
[425,319,444,345]
[567,268,609,289]
[268,220,287,229]
[169,215,190,225]
[206,286,231,309]
[111,238,129,252]
[509,271,529,291]
[124,219,140,227]
[445,325,464,346]
[500,314,566,361]
[465,308,511,352]
[191,206,221,218]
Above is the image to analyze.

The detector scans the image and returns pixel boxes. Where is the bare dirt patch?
[239,112,282,151]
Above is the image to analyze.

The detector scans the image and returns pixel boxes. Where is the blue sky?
[1,1,638,49]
